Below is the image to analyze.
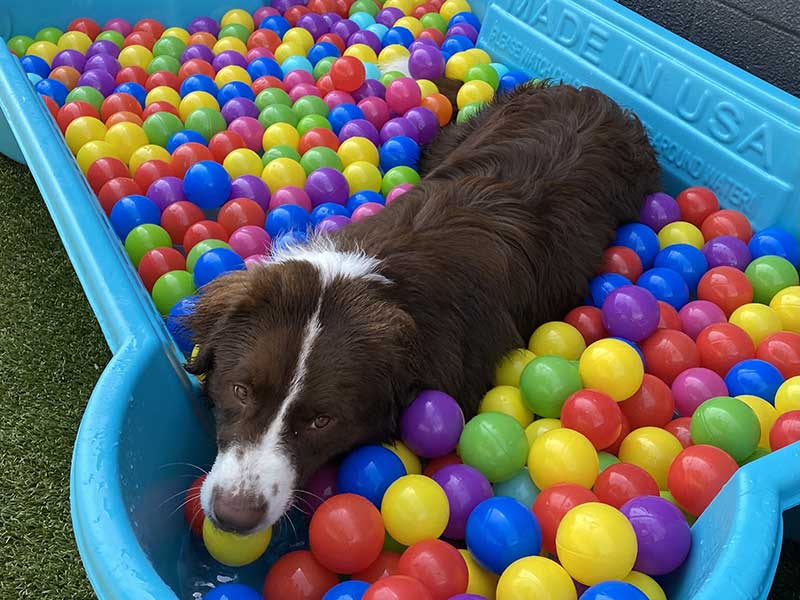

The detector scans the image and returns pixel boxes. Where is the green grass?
[0,153,798,598]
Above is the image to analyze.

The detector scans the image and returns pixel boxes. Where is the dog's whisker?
[158,487,197,510]
[158,462,209,475]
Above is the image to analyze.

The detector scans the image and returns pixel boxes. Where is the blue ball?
[183,161,231,210]
[366,24,389,42]
[109,195,160,240]
[347,190,385,213]
[337,445,406,506]
[349,12,376,29]
[281,55,314,76]
[449,12,482,30]
[749,227,800,265]
[247,57,284,80]
[441,34,474,55]
[383,26,415,47]
[20,55,50,79]
[654,243,709,292]
[311,202,350,228]
[167,295,197,353]
[114,82,146,107]
[167,129,208,153]
[615,223,660,268]
[322,580,370,600]
[725,359,784,403]
[492,469,540,509]
[272,229,309,253]
[260,15,291,38]
[580,581,648,600]
[491,62,510,78]
[193,248,246,288]
[466,496,542,575]
[203,583,263,600]
[364,63,382,81]
[179,74,218,98]
[328,103,365,134]
[379,135,420,171]
[498,70,530,94]
[637,267,690,310]
[35,78,68,106]
[307,42,341,65]
[589,273,632,308]
[266,204,310,238]
[217,81,255,106]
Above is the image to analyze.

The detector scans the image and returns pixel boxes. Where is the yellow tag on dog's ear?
[191,345,206,382]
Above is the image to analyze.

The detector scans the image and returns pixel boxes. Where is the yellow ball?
[496,556,576,600]
[378,44,411,64]
[579,338,644,402]
[26,40,59,65]
[445,51,476,81]
[284,27,315,51]
[162,27,190,44]
[222,8,255,33]
[394,16,424,37]
[440,0,472,21]
[776,376,800,414]
[525,418,561,447]
[383,441,422,474]
[118,44,153,69]
[145,85,181,109]
[495,348,536,387]
[729,303,782,346]
[528,321,586,361]
[76,140,118,173]
[275,42,306,63]
[261,157,306,193]
[129,144,172,175]
[555,502,637,586]
[619,427,682,489]
[456,80,495,109]
[624,571,667,600]
[384,0,415,15]
[480,386,534,427]
[190,345,206,381]
[213,36,248,56]
[417,79,440,97]
[770,286,800,332]
[65,116,107,155]
[215,65,252,87]
[463,48,492,65]
[57,31,92,53]
[343,160,382,192]
[657,221,705,249]
[202,518,272,567]
[459,550,498,599]
[381,474,449,546]
[263,122,300,151]
[736,395,777,448]
[344,43,379,64]
[104,122,148,164]
[223,148,263,179]
[337,136,379,167]
[528,428,598,490]
[179,91,219,121]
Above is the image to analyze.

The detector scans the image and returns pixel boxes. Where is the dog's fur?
[186,82,660,533]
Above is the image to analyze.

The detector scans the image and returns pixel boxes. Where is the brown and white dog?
[186,81,660,534]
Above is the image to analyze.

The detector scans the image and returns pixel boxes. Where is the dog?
[185,81,660,534]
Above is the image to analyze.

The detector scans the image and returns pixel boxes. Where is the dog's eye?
[233,384,249,403]
[311,415,331,430]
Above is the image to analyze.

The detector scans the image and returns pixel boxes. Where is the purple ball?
[449,597,488,600]
[272,0,304,12]
[297,13,329,39]
[447,23,479,43]
[376,7,404,27]
[222,97,260,123]
[400,389,465,458]
[337,118,380,146]
[408,46,446,80]
[181,44,215,64]
[77,69,115,97]
[671,367,728,417]
[679,300,727,339]
[331,19,359,41]
[352,79,386,102]
[409,39,439,53]
[404,106,440,145]
[320,12,342,28]
[601,285,660,342]
[52,50,86,72]
[231,175,271,212]
[702,235,752,270]
[380,117,419,143]
[639,192,680,232]
[302,462,338,513]
[188,16,220,37]
[347,30,382,54]
[304,168,349,207]
[84,53,120,78]
[316,214,351,233]
[621,495,691,575]
[146,176,185,211]
[229,225,272,258]
[104,18,132,37]
[213,50,248,71]
[432,464,493,540]
[86,40,120,58]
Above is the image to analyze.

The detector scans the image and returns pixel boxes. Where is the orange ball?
[262,551,339,600]
[105,111,144,128]
[421,92,453,126]
[187,31,217,49]
[49,65,80,89]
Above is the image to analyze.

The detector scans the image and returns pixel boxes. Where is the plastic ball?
[97,176,142,215]
[620,374,675,429]
[202,517,271,567]
[729,303,783,346]
[770,286,800,333]
[166,294,196,353]
[724,357,784,402]
[528,321,586,360]
[618,426,682,489]
[601,285,660,343]
[593,463,659,509]
[322,580,371,600]
[639,192,680,232]
[579,338,643,401]
[676,187,719,226]
[701,235,751,271]
[531,483,597,555]
[480,385,533,427]
[690,395,761,462]
[614,223,660,268]
[185,231,230,268]
[601,245,644,282]
[397,539,468,600]
[105,121,148,163]
[192,248,245,287]
[640,329,699,385]
[654,244,708,292]
[138,246,186,292]
[203,584,262,600]
[581,582,647,600]
[110,194,159,239]
[492,468,539,509]
[426,463,492,540]
[701,209,752,242]
[565,305,607,346]
[380,474,448,546]
[678,300,726,340]
[637,268,689,310]
[670,366,727,417]
[263,551,339,600]
[86,156,128,193]
[142,111,183,147]
[770,410,800,450]
[561,389,623,450]
[749,227,800,265]
[589,273,633,309]
[657,221,704,250]
[519,356,582,417]
[382,441,422,475]
[263,157,307,192]
[494,347,536,387]
[736,394,778,449]
[181,160,231,210]
[353,550,402,584]
[66,116,107,155]
[458,412,528,482]
[667,444,738,516]
[362,575,433,600]
[528,428,599,490]
[745,255,799,304]
[399,390,464,458]
[495,556,576,600]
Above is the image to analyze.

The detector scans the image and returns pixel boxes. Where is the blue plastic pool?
[0,0,799,598]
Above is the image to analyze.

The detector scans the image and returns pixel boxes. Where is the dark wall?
[616,0,800,97]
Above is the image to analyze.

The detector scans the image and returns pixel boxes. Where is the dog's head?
[185,246,416,533]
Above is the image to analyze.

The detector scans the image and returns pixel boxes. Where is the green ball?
[301,146,343,174]
[457,101,486,124]
[297,114,332,135]
[219,23,251,43]
[262,144,302,165]
[519,356,583,418]
[8,35,34,56]
[258,104,298,128]
[598,451,621,473]
[380,70,406,87]
[143,112,184,148]
[465,64,500,90]
[313,56,336,80]
[293,95,330,119]
[381,166,421,196]
[151,270,196,315]
[740,446,770,465]
[96,30,125,49]
[690,396,760,463]
[350,1,379,17]
[36,27,63,44]
[185,108,227,142]
[66,86,104,112]
[383,530,406,553]
[458,412,529,482]
[124,224,172,268]
[745,255,799,305]
[187,239,232,273]
[147,54,181,75]
[256,87,292,110]
[152,36,186,60]
[420,13,447,34]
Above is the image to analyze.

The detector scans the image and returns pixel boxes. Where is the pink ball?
[254,6,280,22]
[671,367,728,417]
[245,254,268,269]
[284,69,315,90]
[351,201,384,221]
[385,77,422,115]
[386,183,413,204]
[289,82,322,102]
[357,96,391,129]
[270,186,313,212]
[246,47,274,62]
[679,300,727,340]
[229,225,271,258]
[228,116,264,153]
[324,90,355,109]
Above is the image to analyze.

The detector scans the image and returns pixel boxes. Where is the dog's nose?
[212,491,268,533]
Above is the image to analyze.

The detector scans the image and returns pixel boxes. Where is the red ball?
[178,59,216,82]
[56,100,100,133]
[97,177,143,216]
[696,322,756,376]
[757,332,800,379]
[770,410,800,451]
[657,301,682,330]
[593,463,660,509]
[263,550,339,600]
[353,551,402,583]
[86,156,129,193]
[619,373,675,429]
[106,111,144,128]
[218,198,267,236]
[418,28,445,46]
[40,94,58,119]
[183,474,205,536]
[309,0,337,14]
[68,17,101,40]
[422,453,461,477]
[641,329,700,385]
[604,412,632,456]
[561,389,623,450]
[146,71,180,92]
[249,29,282,52]
[564,305,607,346]
[667,444,738,517]
[299,128,340,154]
[116,66,148,87]
[701,209,753,242]
[285,5,311,25]
[142,100,180,120]
[253,75,286,95]
[171,142,215,178]
[160,201,205,244]
[208,131,247,163]
[397,540,468,600]
[101,93,144,121]
[317,33,346,54]
[532,483,598,554]
[309,493,385,574]
[600,245,644,281]
[183,220,229,252]
[138,247,186,291]
[133,18,165,39]
[363,575,434,600]
[676,186,719,227]
[330,56,367,92]
[124,30,156,51]
[665,416,693,448]
[133,159,173,193]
